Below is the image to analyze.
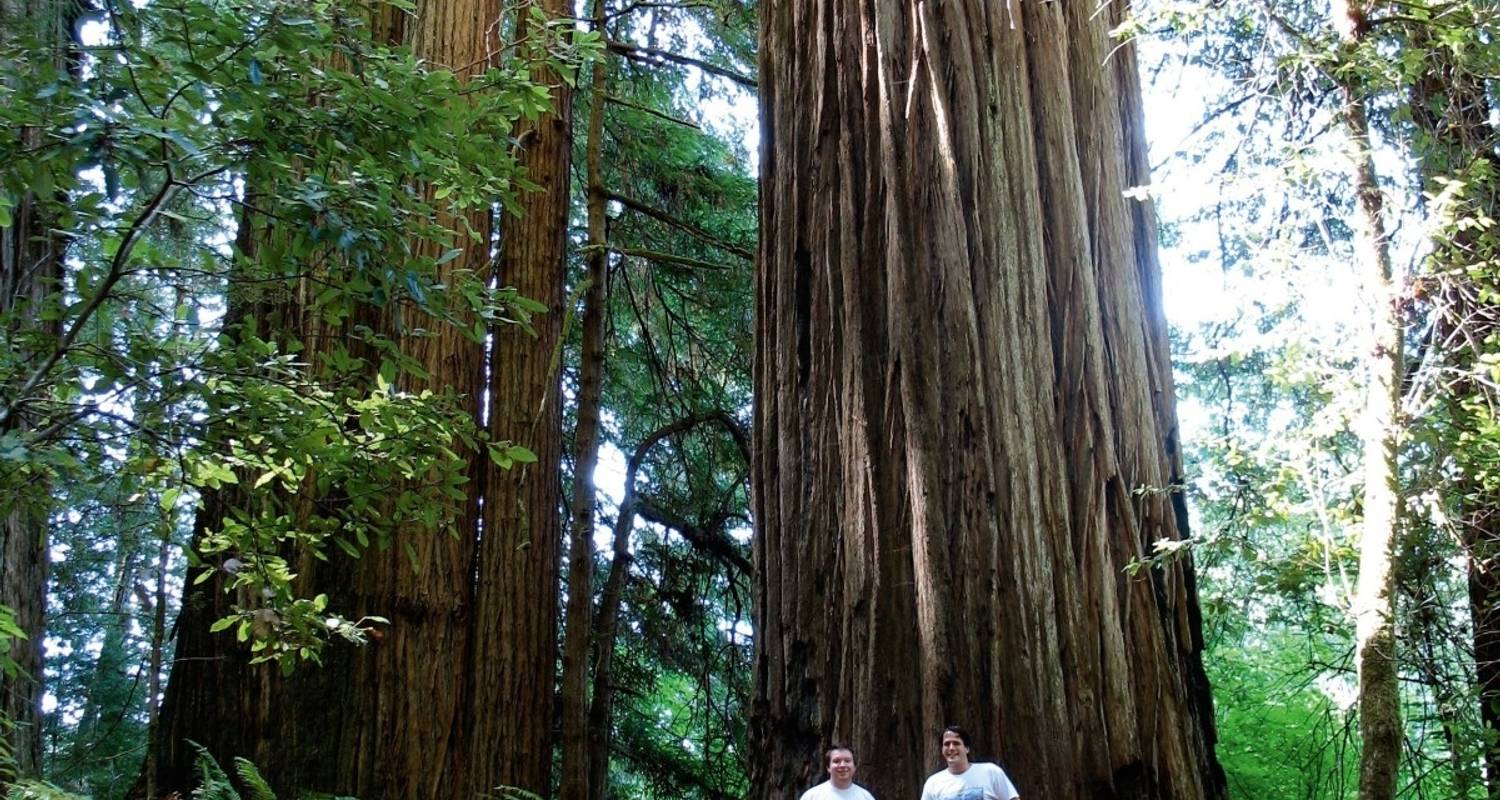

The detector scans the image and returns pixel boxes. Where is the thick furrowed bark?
[467,1,571,797]
[751,2,1223,799]
[148,0,570,796]
[0,0,69,780]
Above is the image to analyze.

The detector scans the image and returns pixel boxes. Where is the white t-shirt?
[799,779,877,800]
[919,762,1020,800]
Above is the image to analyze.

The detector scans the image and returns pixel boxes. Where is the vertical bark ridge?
[148,0,568,796]
[469,0,570,796]
[0,0,70,779]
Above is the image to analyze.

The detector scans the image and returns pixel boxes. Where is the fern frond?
[233,757,277,800]
[189,741,240,800]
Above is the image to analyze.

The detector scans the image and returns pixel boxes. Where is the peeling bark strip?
[751,2,1224,799]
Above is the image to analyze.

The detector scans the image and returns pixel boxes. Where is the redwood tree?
[0,0,69,779]
[751,3,1223,799]
[145,0,571,796]
[468,0,572,793]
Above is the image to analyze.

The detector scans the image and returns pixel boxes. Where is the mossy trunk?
[1329,5,1402,800]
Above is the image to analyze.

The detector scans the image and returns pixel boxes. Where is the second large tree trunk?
[146,0,570,797]
[467,0,572,794]
[750,3,1223,799]
[0,0,69,781]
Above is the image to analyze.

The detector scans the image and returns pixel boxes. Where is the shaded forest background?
[0,0,1497,798]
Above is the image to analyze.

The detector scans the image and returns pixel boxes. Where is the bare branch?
[605,93,702,130]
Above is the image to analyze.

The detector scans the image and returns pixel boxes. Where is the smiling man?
[799,745,877,800]
[919,726,1021,800]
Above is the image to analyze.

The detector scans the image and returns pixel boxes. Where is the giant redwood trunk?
[750,2,1223,799]
[148,1,569,797]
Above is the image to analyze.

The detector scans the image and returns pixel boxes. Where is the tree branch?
[606,39,756,90]
[634,496,751,576]
[611,246,728,272]
[2,169,185,430]
[605,93,701,130]
[605,190,754,261]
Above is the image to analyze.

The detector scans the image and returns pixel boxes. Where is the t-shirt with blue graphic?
[919,762,1020,800]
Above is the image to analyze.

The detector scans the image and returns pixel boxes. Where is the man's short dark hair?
[826,744,854,765]
[942,725,973,749]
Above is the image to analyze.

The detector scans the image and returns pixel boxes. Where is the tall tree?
[559,2,609,796]
[142,0,573,796]
[467,0,572,794]
[751,2,1223,799]
[0,0,72,779]
[555,2,758,795]
[1401,3,1500,793]
[1327,4,1403,799]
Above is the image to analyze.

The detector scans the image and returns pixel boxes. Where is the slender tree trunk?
[1467,506,1500,799]
[1408,559,1479,800]
[0,0,70,780]
[70,535,136,752]
[584,414,729,800]
[586,490,631,800]
[142,520,171,800]
[560,3,609,796]
[751,2,1223,799]
[1330,6,1403,800]
[466,0,572,796]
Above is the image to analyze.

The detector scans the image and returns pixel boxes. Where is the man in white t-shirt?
[799,745,877,800]
[919,726,1020,800]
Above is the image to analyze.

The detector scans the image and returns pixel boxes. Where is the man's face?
[941,732,970,771]
[827,749,856,788]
